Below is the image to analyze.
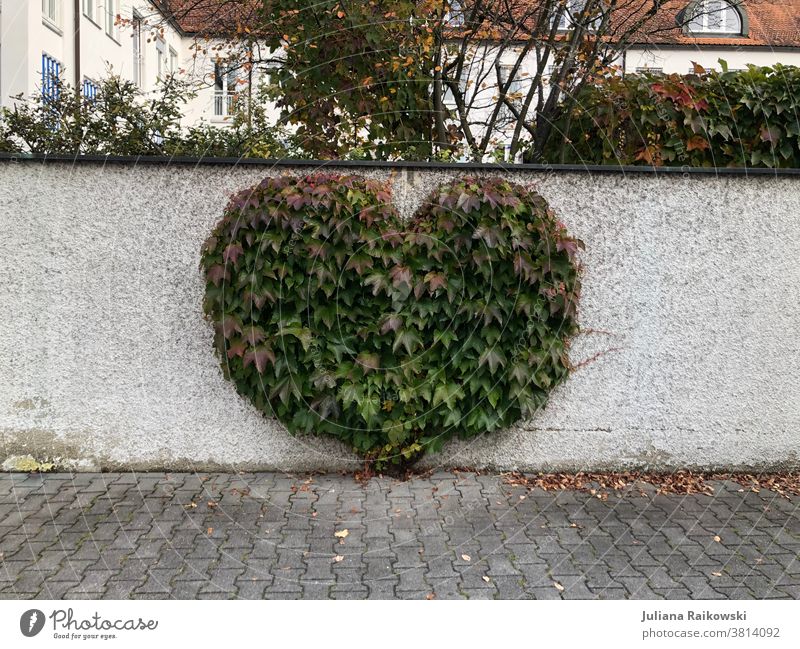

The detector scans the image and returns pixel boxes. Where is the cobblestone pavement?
[0,472,798,600]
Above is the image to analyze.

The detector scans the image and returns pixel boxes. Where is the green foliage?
[2,75,189,155]
[171,81,303,158]
[0,74,297,158]
[260,0,436,159]
[201,173,582,466]
[538,63,800,168]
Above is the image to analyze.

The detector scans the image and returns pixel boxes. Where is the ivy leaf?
[356,352,380,373]
[393,329,422,355]
[380,315,403,334]
[243,345,276,373]
[223,243,244,265]
[424,272,448,292]
[478,348,506,374]
[207,265,229,287]
[456,192,481,213]
[389,264,412,288]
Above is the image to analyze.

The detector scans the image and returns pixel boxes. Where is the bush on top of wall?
[200,174,582,467]
[537,63,800,168]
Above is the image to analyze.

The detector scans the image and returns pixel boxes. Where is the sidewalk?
[0,472,798,600]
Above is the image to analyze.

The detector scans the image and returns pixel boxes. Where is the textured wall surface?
[1,160,798,472]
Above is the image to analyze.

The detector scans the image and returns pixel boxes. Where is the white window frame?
[213,61,238,118]
[169,47,178,75]
[687,0,742,35]
[82,0,96,23]
[498,64,525,122]
[444,1,465,27]
[156,37,167,81]
[42,0,61,30]
[41,52,62,105]
[82,77,100,101]
[106,0,119,40]
[552,0,602,32]
[132,10,143,86]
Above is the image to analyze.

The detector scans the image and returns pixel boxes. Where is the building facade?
[0,0,270,127]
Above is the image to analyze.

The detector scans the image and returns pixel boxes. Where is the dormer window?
[444,1,465,27]
[686,0,743,35]
[552,0,603,32]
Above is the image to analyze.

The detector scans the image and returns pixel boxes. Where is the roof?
[155,0,263,35]
[633,0,800,48]
[157,0,800,47]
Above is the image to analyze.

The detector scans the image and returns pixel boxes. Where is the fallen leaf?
[482,576,491,582]
[426,593,435,600]
[711,572,722,577]
[311,512,318,517]
[334,529,349,538]
[207,527,213,535]
[207,501,217,508]
[333,555,344,562]
[714,535,721,543]
[461,554,471,562]
[554,581,564,591]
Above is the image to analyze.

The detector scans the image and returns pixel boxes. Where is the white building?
[0,0,271,127]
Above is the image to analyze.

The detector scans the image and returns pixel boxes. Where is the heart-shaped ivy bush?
[201,174,582,466]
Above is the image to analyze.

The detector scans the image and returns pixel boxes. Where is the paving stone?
[0,474,797,600]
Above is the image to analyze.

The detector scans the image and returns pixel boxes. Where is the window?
[106,0,118,39]
[156,37,166,80]
[499,65,525,121]
[42,0,60,28]
[686,0,742,35]
[552,0,602,31]
[132,11,143,86]
[82,0,94,22]
[214,62,238,117]
[41,53,61,104]
[169,48,178,75]
[82,78,100,101]
[444,1,465,27]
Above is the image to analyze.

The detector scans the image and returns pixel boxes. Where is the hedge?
[538,63,800,168]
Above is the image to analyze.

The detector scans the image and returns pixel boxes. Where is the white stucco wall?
[1,159,798,473]
[626,46,800,73]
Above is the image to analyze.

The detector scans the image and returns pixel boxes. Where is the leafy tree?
[164,0,768,161]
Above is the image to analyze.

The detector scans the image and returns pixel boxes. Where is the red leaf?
[207,265,229,287]
[760,126,781,143]
[424,272,448,292]
[223,243,244,265]
[389,264,412,288]
[380,315,403,334]
[686,135,710,151]
[243,345,276,373]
